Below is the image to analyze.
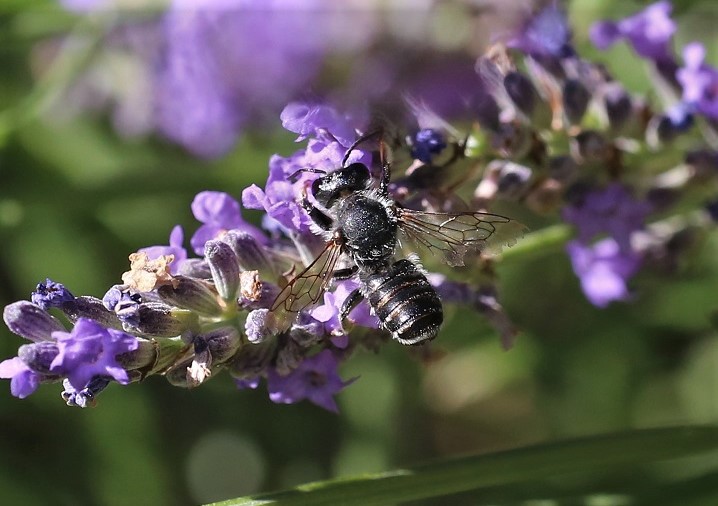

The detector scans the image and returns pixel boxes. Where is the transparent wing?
[270,240,343,314]
[397,208,526,266]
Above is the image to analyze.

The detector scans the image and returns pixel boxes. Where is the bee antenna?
[342,128,384,167]
[287,167,327,182]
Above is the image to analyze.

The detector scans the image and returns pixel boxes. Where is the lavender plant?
[3,1,718,503]
[3,1,718,415]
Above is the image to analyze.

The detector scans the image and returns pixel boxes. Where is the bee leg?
[300,191,333,231]
[339,287,365,322]
[332,265,358,280]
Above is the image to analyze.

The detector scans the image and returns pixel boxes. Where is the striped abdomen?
[363,259,443,345]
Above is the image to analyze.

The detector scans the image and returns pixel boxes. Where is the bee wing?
[271,239,343,314]
[397,208,526,266]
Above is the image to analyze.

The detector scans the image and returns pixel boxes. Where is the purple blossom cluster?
[5,1,718,411]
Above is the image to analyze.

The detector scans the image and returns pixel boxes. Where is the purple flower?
[243,153,316,234]
[311,280,378,337]
[267,349,355,412]
[508,3,573,58]
[139,225,188,275]
[0,357,42,399]
[410,129,447,163]
[190,191,264,255]
[102,286,142,327]
[567,239,641,307]
[563,184,651,252]
[50,318,139,390]
[590,1,675,62]
[154,3,333,158]
[31,279,75,310]
[677,42,718,120]
[234,377,260,390]
[243,103,370,235]
[61,377,110,408]
[281,102,363,147]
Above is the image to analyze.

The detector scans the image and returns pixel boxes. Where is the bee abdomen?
[365,259,443,345]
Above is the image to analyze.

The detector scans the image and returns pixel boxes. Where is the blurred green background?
[1,1,717,505]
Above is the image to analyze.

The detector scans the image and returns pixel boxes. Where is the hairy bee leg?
[300,192,333,231]
[333,266,358,280]
[339,288,364,322]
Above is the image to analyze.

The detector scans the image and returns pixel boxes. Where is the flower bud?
[570,130,611,164]
[504,71,537,118]
[202,327,241,364]
[18,342,59,375]
[129,302,198,337]
[157,275,223,317]
[230,339,277,379]
[205,239,240,301]
[221,230,274,275]
[245,308,286,344]
[61,296,123,330]
[602,83,632,130]
[3,301,65,342]
[563,79,590,125]
[275,339,304,376]
[177,258,212,279]
[115,338,158,372]
[164,360,194,388]
[31,279,74,310]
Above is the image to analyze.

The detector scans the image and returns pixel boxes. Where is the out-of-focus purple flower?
[590,1,675,62]
[0,357,42,399]
[281,102,361,147]
[154,3,378,157]
[234,377,260,390]
[139,225,188,275]
[567,239,641,307]
[677,42,718,121]
[410,129,447,163]
[508,3,573,58]
[190,191,265,255]
[50,318,139,390]
[31,279,75,310]
[267,349,355,412]
[563,184,651,251]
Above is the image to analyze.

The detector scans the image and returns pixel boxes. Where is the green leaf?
[208,426,718,506]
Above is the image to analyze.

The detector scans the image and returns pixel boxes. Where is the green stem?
[208,426,718,506]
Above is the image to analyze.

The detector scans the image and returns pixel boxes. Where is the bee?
[271,132,524,345]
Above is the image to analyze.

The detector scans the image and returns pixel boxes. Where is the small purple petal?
[0,357,41,399]
[567,239,641,307]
